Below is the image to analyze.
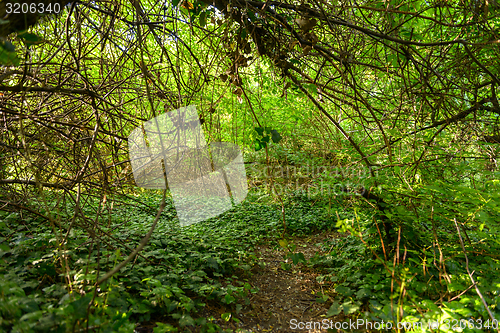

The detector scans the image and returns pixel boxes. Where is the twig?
[453,218,499,332]
[449,281,476,302]
[95,190,166,286]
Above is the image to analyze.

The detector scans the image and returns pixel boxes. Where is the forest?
[1,0,500,331]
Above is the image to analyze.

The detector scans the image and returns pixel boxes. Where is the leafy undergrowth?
[0,190,339,332]
[304,169,500,332]
[1,171,500,332]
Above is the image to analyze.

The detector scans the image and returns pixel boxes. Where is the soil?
[197,231,348,333]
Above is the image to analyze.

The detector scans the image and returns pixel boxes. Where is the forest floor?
[197,230,348,333]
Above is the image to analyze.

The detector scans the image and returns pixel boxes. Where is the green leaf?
[3,41,15,52]
[369,299,383,311]
[271,129,282,143]
[199,11,207,27]
[70,294,92,319]
[290,252,305,265]
[179,314,195,327]
[0,44,20,66]
[305,83,317,94]
[154,322,178,333]
[224,294,236,304]
[356,288,371,299]
[335,285,353,296]
[207,257,219,271]
[388,54,398,67]
[316,293,329,303]
[0,243,10,252]
[280,262,291,270]
[254,139,264,151]
[342,301,360,314]
[20,310,43,322]
[240,28,247,39]
[221,312,231,321]
[447,282,465,293]
[166,300,177,313]
[172,0,181,7]
[326,301,342,317]
[18,32,44,45]
[111,312,131,330]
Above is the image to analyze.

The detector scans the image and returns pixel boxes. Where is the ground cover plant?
[1,0,500,331]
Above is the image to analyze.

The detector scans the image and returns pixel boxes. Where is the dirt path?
[201,231,344,332]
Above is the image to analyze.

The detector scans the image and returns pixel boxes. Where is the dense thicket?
[1,0,500,331]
